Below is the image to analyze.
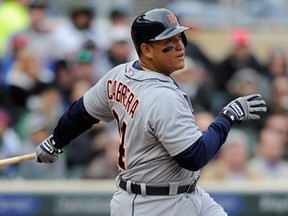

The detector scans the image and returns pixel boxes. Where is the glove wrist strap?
[48,135,63,153]
[219,111,235,126]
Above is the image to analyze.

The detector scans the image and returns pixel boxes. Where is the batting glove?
[35,135,63,163]
[220,94,267,124]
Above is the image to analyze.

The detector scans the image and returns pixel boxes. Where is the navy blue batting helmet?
[131,8,191,55]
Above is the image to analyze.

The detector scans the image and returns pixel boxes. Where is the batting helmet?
[131,8,191,55]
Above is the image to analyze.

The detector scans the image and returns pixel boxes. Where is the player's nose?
[175,37,185,50]
[176,40,185,51]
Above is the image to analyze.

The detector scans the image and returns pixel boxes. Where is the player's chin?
[174,58,185,70]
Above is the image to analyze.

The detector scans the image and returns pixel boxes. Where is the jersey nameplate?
[107,80,140,119]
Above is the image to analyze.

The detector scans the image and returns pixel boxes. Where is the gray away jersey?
[83,61,202,183]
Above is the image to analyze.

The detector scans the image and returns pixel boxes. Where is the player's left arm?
[173,94,267,171]
[173,115,230,171]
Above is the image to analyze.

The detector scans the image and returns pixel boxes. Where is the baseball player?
[35,8,267,216]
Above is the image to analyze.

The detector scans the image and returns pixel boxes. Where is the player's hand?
[35,135,63,163]
[220,94,267,124]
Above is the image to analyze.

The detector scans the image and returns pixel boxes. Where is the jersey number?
[112,109,127,170]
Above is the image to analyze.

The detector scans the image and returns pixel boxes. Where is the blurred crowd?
[0,0,287,182]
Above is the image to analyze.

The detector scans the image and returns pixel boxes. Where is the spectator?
[185,32,214,77]
[0,71,13,111]
[248,128,288,180]
[97,11,135,76]
[26,84,65,129]
[52,4,109,60]
[65,79,102,178]
[52,4,112,82]
[69,79,92,102]
[264,113,288,143]
[1,34,28,86]
[103,26,134,73]
[194,111,214,132]
[172,57,206,88]
[271,76,288,114]
[200,129,259,181]
[109,8,130,27]
[213,28,263,92]
[263,46,287,79]
[3,0,59,82]
[73,48,98,83]
[4,48,54,127]
[6,49,54,109]
[84,124,120,179]
[264,113,288,159]
[227,68,269,99]
[0,0,29,57]
[0,109,22,179]
[17,113,67,179]
[225,68,271,130]
[171,57,209,106]
[53,59,75,109]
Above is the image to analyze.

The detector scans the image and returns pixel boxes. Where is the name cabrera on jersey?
[83,62,141,122]
[83,61,202,183]
[106,79,140,119]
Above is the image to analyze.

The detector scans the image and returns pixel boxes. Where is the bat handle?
[0,153,36,166]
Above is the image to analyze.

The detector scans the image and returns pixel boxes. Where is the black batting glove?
[220,94,267,125]
[35,135,63,163]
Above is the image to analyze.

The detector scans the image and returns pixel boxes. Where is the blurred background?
[0,0,288,215]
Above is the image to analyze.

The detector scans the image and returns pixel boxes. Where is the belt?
[119,178,198,196]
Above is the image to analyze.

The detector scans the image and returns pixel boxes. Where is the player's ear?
[140,43,153,59]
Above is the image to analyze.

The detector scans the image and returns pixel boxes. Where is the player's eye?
[166,38,173,43]
[169,34,181,43]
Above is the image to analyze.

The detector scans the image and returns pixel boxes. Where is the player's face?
[146,34,185,75]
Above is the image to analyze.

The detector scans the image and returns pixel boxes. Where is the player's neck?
[138,60,170,76]
[138,60,153,72]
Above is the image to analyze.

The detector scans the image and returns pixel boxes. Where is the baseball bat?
[0,153,36,166]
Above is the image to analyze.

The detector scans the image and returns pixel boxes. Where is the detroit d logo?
[167,13,176,24]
